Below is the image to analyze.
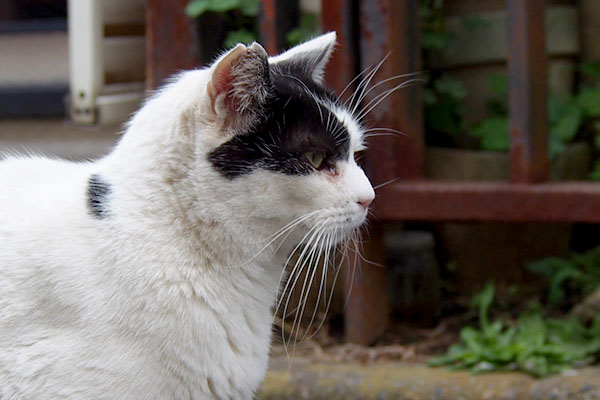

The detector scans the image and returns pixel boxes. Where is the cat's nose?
[357,198,373,209]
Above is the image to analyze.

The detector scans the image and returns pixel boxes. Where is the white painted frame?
[67,0,145,125]
[68,0,103,124]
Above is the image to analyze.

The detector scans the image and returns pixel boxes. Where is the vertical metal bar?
[321,0,358,98]
[146,0,199,90]
[507,0,549,183]
[259,0,278,55]
[341,0,424,345]
[68,0,103,124]
[259,0,299,55]
[360,0,424,184]
[322,0,387,345]
[344,223,389,345]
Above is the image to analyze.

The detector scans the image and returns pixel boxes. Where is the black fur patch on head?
[208,65,351,179]
[87,174,111,219]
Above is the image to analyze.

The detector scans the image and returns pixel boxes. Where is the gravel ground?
[260,356,600,400]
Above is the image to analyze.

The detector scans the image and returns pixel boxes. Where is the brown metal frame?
[146,0,600,345]
[146,0,198,89]
[323,0,600,344]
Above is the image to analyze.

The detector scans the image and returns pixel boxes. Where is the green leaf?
[461,16,491,31]
[423,88,437,105]
[488,74,508,97]
[422,31,452,51]
[224,29,256,48]
[239,0,259,16]
[580,60,600,81]
[577,88,600,117]
[548,94,570,124]
[429,255,600,377]
[518,312,547,347]
[470,117,509,151]
[548,136,566,159]
[588,161,600,181]
[425,101,463,137]
[185,0,211,17]
[286,13,320,46]
[300,13,318,30]
[472,282,495,331]
[208,0,241,13]
[434,77,467,100]
[287,28,315,46]
[549,105,582,142]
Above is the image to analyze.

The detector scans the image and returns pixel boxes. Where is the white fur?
[269,31,337,85]
[0,34,373,399]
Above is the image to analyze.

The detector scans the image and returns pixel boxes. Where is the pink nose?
[358,198,373,209]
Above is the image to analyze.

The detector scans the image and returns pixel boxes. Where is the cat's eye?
[305,151,325,169]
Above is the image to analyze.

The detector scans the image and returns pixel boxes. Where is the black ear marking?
[87,174,111,219]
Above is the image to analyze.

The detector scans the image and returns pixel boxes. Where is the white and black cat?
[0,32,374,399]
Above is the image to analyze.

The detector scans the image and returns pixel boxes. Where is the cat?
[0,32,374,399]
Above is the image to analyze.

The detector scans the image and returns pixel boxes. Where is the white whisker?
[355,78,423,122]
[373,176,401,190]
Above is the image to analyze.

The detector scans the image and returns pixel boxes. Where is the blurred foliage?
[185,0,259,47]
[420,0,465,146]
[429,283,600,377]
[286,13,320,46]
[466,60,600,166]
[420,0,600,169]
[527,249,600,305]
[423,77,467,144]
[468,74,597,158]
[186,0,319,49]
[185,0,259,16]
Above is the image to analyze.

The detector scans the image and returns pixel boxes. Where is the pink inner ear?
[208,45,246,110]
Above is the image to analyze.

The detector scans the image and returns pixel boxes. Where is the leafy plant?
[424,76,467,145]
[469,117,509,151]
[286,13,320,46]
[429,283,600,377]
[186,0,319,50]
[527,249,600,305]
[468,71,600,159]
[420,0,469,146]
[185,0,260,47]
[420,0,453,53]
[186,0,259,16]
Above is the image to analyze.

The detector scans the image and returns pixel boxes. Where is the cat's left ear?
[208,42,271,132]
[269,32,337,85]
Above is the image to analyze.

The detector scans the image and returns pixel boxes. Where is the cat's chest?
[145,272,274,398]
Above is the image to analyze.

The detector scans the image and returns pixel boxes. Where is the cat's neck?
[99,115,295,278]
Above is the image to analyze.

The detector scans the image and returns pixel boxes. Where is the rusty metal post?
[360,0,424,184]
[259,0,299,55]
[146,0,199,90]
[507,0,549,183]
[321,0,358,99]
[341,0,424,345]
[322,0,385,345]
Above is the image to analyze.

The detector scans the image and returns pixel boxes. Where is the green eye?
[305,151,325,169]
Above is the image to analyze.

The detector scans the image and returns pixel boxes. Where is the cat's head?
[193,33,374,245]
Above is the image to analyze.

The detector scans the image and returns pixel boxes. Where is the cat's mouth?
[294,210,367,247]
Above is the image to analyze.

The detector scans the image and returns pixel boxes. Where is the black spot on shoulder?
[208,66,351,179]
[87,174,111,219]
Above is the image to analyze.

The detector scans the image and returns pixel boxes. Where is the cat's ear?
[269,32,336,85]
[208,42,271,132]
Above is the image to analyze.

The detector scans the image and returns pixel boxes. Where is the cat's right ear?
[207,42,271,133]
